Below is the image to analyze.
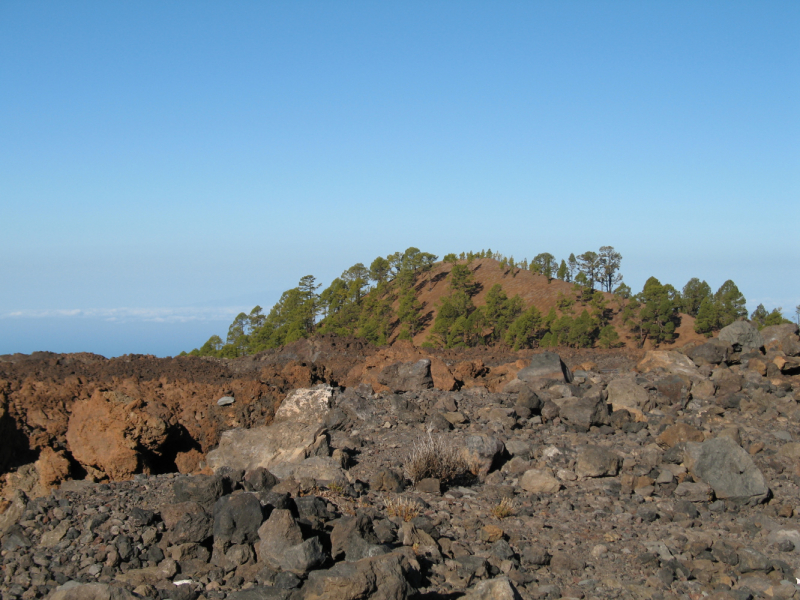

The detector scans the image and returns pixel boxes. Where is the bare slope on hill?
[397,258,707,350]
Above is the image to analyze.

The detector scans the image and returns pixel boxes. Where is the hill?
[185,246,773,359]
[395,257,708,350]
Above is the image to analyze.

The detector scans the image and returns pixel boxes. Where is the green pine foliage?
[622,276,680,347]
[714,280,747,328]
[556,260,568,281]
[681,278,712,317]
[504,306,543,350]
[598,325,623,348]
[428,263,478,348]
[397,287,424,340]
[693,297,718,336]
[691,280,748,335]
[751,304,792,329]
[483,284,524,343]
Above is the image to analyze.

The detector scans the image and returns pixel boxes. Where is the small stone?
[519,469,561,494]
[480,524,504,543]
[574,445,620,478]
[415,478,441,494]
[217,396,235,406]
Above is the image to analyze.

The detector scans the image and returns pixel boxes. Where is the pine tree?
[369,256,391,284]
[576,251,600,289]
[557,260,568,281]
[694,297,717,336]
[567,253,577,282]
[714,280,747,328]
[226,312,250,356]
[763,308,790,328]
[195,335,223,357]
[568,310,595,348]
[484,284,523,342]
[505,306,543,350]
[397,288,424,339]
[681,278,712,317]
[637,277,679,345]
[598,246,623,292]
[750,304,768,329]
[598,325,622,348]
[532,253,555,280]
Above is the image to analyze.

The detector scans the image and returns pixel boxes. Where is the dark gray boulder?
[517,353,573,383]
[686,436,769,503]
[243,467,279,492]
[559,396,610,432]
[161,502,213,544]
[515,386,543,413]
[378,359,434,392]
[718,321,765,354]
[293,495,331,521]
[330,513,386,562]
[686,338,733,366]
[370,469,405,492]
[281,537,328,574]
[301,552,416,600]
[461,434,504,476]
[737,547,770,573]
[173,474,224,508]
[257,509,329,574]
[213,492,265,546]
[761,323,800,356]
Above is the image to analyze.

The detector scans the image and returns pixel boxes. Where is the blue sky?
[1,2,798,357]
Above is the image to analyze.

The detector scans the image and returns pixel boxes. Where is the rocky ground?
[2,321,800,600]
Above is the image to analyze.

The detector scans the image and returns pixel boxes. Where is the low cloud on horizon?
[1,306,247,324]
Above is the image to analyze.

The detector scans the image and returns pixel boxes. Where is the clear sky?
[1,2,798,357]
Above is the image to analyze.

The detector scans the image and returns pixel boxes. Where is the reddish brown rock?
[66,391,168,480]
[36,447,71,491]
[657,423,705,448]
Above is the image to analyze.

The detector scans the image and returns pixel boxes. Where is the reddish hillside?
[390,258,707,350]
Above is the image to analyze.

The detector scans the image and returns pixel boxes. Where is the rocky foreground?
[2,322,800,600]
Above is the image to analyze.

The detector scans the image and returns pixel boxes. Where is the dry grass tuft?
[491,497,516,519]
[384,496,421,522]
[403,431,470,484]
[327,481,345,495]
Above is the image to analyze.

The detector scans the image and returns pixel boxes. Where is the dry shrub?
[384,496,421,522]
[327,481,345,495]
[491,497,516,519]
[403,431,470,484]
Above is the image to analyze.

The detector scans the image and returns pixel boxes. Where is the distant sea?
[0,316,234,358]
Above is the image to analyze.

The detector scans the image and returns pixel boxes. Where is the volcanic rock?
[378,359,434,393]
[718,321,765,353]
[516,352,572,383]
[606,378,649,421]
[206,387,333,473]
[301,552,417,600]
[685,436,770,503]
[66,391,168,480]
[637,350,703,380]
[761,323,800,356]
